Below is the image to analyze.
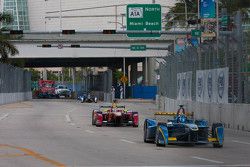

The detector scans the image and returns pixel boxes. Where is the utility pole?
[216,0,219,67]
[59,0,62,31]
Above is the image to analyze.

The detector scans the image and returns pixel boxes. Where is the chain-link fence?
[158,12,249,104]
[0,63,31,93]
[87,70,112,101]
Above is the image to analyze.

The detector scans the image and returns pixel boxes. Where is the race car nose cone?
[114,112,122,117]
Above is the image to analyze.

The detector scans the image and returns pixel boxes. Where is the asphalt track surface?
[0,99,250,167]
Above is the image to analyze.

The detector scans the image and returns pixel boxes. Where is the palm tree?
[0,12,19,63]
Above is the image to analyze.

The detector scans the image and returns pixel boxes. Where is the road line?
[65,114,75,126]
[85,130,95,134]
[232,140,250,145]
[65,114,71,123]
[120,139,135,144]
[0,113,9,121]
[0,153,28,158]
[0,144,65,167]
[191,156,224,164]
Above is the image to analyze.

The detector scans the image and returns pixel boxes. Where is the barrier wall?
[0,63,32,105]
[156,95,250,132]
[0,92,32,105]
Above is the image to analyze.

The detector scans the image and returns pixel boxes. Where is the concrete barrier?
[0,92,32,105]
[157,95,250,132]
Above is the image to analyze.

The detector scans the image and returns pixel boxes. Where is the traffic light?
[42,44,52,48]
[10,30,23,34]
[103,30,116,34]
[62,30,75,34]
[71,44,80,48]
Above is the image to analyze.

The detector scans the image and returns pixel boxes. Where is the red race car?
[92,105,139,127]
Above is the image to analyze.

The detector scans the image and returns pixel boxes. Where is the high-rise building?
[1,0,30,30]
[27,0,175,31]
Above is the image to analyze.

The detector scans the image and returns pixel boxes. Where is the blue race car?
[144,106,224,148]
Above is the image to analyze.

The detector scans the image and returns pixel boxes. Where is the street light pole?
[59,0,62,31]
[123,57,126,99]
[184,0,188,28]
[216,0,219,67]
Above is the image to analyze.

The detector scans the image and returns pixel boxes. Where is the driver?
[176,105,187,123]
[177,105,185,115]
[112,100,118,108]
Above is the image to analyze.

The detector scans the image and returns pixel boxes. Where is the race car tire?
[213,143,223,148]
[92,111,96,125]
[212,123,223,148]
[132,112,139,127]
[143,121,149,143]
[155,125,166,147]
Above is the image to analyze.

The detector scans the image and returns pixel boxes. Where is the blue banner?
[200,0,216,18]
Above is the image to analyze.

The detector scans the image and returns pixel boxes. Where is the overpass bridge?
[9,31,186,67]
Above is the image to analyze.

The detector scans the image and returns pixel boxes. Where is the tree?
[113,70,123,83]
[47,70,58,81]
[0,12,19,63]
[29,68,41,81]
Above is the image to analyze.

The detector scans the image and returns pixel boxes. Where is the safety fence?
[0,63,32,105]
[89,70,113,102]
[158,12,249,104]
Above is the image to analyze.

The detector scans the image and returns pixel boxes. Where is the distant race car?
[144,106,224,148]
[92,104,139,127]
[78,92,97,103]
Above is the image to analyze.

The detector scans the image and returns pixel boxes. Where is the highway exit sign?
[191,29,201,37]
[127,4,161,38]
[130,45,146,51]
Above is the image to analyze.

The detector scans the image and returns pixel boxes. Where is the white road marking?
[0,113,9,121]
[65,114,75,126]
[191,156,224,164]
[85,165,250,167]
[85,130,95,134]
[232,140,250,145]
[120,139,135,144]
[65,114,71,123]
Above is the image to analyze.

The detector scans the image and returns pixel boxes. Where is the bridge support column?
[143,58,148,85]
[42,68,47,80]
[148,58,156,85]
[143,58,156,86]
[72,67,76,92]
[130,63,138,85]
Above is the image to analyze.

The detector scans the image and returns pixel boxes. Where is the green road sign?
[130,45,146,51]
[127,4,161,38]
[191,29,201,37]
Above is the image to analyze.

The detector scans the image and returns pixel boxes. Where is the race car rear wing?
[154,112,194,117]
[99,105,125,109]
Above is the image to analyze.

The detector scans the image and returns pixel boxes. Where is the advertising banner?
[177,71,192,101]
[186,71,192,100]
[200,0,216,18]
[175,38,186,53]
[216,67,229,103]
[196,70,205,102]
[201,19,217,39]
[196,68,228,103]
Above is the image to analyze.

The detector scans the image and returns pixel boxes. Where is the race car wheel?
[143,121,148,143]
[212,123,223,148]
[213,143,223,148]
[92,111,96,125]
[155,124,166,147]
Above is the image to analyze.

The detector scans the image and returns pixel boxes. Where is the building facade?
[27,0,175,31]
[1,0,30,30]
